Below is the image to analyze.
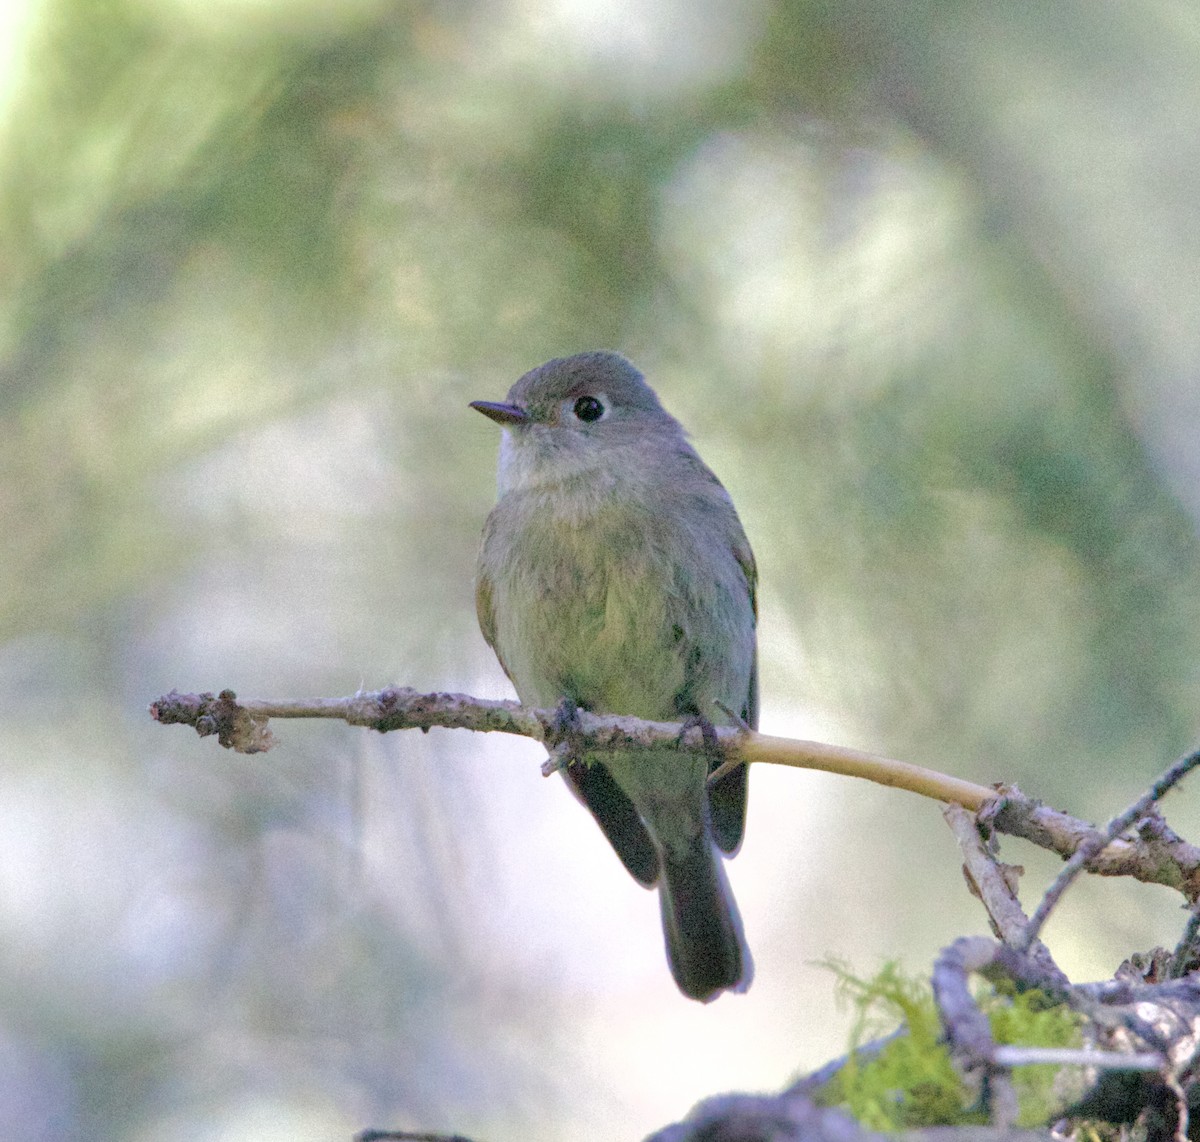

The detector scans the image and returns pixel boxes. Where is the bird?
[471,350,757,1001]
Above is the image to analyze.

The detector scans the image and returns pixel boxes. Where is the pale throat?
[495,427,615,501]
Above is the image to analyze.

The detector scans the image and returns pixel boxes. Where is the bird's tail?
[658,837,753,1002]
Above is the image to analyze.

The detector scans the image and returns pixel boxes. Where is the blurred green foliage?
[2,0,1199,1138]
[824,960,1083,1130]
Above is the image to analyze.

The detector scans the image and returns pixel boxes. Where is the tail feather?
[658,838,752,1002]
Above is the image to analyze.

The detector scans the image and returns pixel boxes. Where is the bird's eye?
[573,395,605,423]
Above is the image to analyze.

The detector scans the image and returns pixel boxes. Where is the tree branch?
[943,802,1050,962]
[983,787,1200,902]
[1013,746,1200,952]
[148,687,1200,903]
[148,686,996,804]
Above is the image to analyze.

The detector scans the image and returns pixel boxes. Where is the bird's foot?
[541,697,585,777]
[676,712,721,757]
[679,709,746,790]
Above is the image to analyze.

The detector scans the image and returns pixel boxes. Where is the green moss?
[816,961,1083,1132]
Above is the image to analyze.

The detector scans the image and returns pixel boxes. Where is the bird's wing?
[735,535,759,730]
[709,533,757,855]
[562,761,661,886]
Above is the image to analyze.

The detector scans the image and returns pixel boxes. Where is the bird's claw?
[682,708,746,789]
[541,697,585,775]
[676,712,721,756]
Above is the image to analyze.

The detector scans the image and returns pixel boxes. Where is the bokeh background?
[4,0,1200,1138]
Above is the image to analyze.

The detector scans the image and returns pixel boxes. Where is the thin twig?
[985,789,1200,900]
[989,1045,1162,1070]
[356,1132,476,1142]
[1164,1072,1190,1142]
[1016,746,1200,951]
[1170,907,1200,979]
[729,731,994,808]
[943,802,1032,946]
[149,687,997,806]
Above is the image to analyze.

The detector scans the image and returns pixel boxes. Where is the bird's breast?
[487,492,689,718]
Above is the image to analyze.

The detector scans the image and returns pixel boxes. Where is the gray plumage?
[472,351,757,1001]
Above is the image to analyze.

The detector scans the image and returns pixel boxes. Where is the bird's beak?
[470,400,527,426]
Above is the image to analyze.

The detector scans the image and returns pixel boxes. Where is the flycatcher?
[472,351,756,1001]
